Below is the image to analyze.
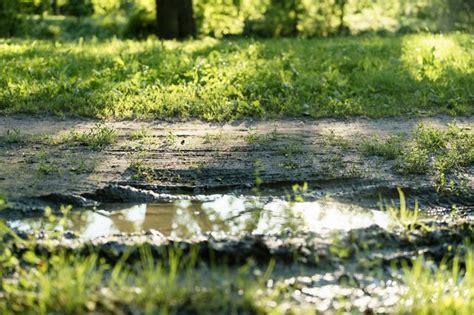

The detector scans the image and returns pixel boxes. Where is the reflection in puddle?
[8,195,391,240]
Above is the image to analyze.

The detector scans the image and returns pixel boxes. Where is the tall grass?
[398,248,474,315]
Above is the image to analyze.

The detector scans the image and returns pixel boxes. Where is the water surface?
[8,195,392,240]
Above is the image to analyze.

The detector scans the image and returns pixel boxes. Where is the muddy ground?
[1,114,473,200]
[1,114,474,313]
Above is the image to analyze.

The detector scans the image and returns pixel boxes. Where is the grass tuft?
[65,124,117,150]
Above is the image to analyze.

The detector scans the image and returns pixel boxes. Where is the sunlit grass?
[398,249,474,315]
[402,34,473,81]
[0,33,472,121]
[362,121,474,192]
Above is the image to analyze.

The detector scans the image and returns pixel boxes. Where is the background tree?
[0,0,21,37]
[155,0,196,39]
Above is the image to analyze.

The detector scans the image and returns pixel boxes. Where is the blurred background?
[1,0,473,40]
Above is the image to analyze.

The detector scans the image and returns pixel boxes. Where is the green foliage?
[2,129,27,144]
[394,122,474,192]
[62,0,94,17]
[399,249,474,315]
[124,0,157,38]
[360,122,473,192]
[2,0,473,39]
[396,144,430,175]
[361,135,404,160]
[130,158,155,181]
[65,124,118,150]
[1,34,472,121]
[0,0,22,37]
[383,188,421,230]
[194,0,245,37]
[0,194,6,210]
[37,151,61,175]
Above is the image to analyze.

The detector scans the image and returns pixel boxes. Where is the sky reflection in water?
[8,195,391,240]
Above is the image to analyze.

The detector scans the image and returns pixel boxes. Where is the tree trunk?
[337,0,347,34]
[156,0,196,39]
[51,0,58,15]
[291,0,298,37]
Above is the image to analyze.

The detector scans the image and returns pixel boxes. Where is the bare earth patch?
[0,115,473,201]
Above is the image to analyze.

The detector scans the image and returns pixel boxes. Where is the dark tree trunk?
[51,0,58,15]
[291,0,298,36]
[337,0,347,34]
[156,0,196,39]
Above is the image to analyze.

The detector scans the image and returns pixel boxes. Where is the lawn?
[0,33,472,121]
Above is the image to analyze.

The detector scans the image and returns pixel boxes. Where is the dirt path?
[1,115,473,201]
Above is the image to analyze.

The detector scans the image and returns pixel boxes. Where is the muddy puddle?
[2,185,474,313]
[7,195,394,240]
[4,183,474,240]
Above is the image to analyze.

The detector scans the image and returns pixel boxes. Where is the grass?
[129,158,155,181]
[398,123,474,190]
[383,188,422,230]
[323,130,350,149]
[398,249,474,315]
[36,150,60,175]
[65,124,117,150]
[361,134,405,160]
[2,128,26,144]
[0,248,278,314]
[361,122,474,191]
[0,33,472,121]
[130,126,151,141]
[245,128,280,146]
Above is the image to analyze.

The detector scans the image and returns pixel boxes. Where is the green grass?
[64,124,118,150]
[0,33,472,121]
[0,248,278,314]
[398,249,474,315]
[361,134,405,160]
[397,123,474,189]
[361,122,474,190]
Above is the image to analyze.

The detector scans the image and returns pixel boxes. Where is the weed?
[280,161,298,170]
[323,130,350,149]
[163,129,178,147]
[278,141,303,157]
[70,156,95,174]
[204,130,224,144]
[129,159,155,182]
[37,150,60,175]
[361,135,404,160]
[2,128,27,144]
[130,126,151,141]
[395,144,430,175]
[0,194,6,210]
[383,188,422,230]
[66,124,117,150]
[398,249,474,314]
[415,123,446,152]
[362,122,473,191]
[245,128,281,146]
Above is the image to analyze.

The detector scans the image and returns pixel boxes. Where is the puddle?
[7,195,392,240]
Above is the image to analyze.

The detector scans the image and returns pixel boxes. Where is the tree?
[0,0,20,37]
[336,0,348,34]
[155,0,196,39]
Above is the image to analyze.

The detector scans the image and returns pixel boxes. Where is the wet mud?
[1,115,473,313]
